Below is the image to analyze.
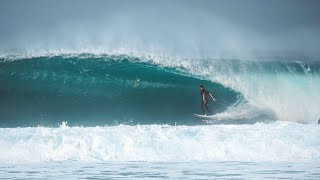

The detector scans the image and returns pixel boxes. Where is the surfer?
[200,85,216,115]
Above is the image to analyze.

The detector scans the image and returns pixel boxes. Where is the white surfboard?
[193,114,210,118]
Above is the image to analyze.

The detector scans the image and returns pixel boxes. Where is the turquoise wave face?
[0,55,241,127]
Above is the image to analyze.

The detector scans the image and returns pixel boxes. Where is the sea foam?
[0,121,319,164]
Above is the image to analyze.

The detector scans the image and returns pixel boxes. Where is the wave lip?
[0,122,319,164]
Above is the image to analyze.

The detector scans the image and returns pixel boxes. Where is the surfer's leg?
[205,103,212,115]
[201,102,206,115]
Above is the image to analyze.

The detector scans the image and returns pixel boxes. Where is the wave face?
[0,54,320,127]
[0,122,319,163]
[0,55,241,127]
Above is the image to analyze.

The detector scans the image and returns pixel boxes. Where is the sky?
[0,0,320,57]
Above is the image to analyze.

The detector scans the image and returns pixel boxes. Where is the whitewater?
[0,121,319,179]
[1,121,319,163]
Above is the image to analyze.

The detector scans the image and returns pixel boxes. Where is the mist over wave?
[1,0,320,58]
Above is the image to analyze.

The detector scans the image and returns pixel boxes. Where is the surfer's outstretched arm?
[209,93,216,101]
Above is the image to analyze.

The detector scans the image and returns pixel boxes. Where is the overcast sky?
[0,0,320,57]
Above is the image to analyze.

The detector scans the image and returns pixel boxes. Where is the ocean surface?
[0,54,320,179]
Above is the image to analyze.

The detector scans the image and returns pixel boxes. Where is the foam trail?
[0,122,319,164]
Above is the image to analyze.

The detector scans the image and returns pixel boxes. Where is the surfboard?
[193,114,210,118]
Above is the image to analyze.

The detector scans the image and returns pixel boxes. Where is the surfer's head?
[200,85,204,91]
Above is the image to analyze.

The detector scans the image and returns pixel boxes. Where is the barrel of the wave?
[0,55,242,127]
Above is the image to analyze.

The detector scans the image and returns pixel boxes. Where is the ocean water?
[2,161,320,179]
[0,54,320,179]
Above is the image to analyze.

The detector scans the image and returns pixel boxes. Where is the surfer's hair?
[200,85,204,88]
